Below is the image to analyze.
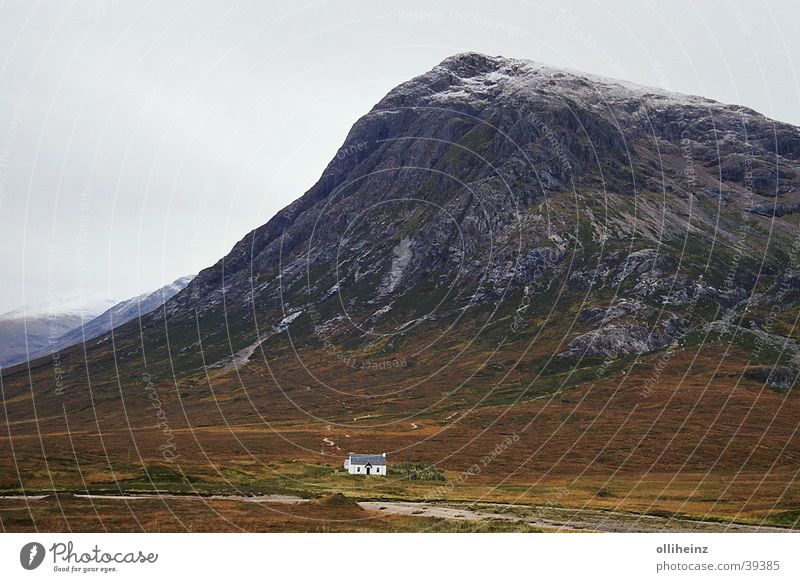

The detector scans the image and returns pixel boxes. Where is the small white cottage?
[343,452,386,475]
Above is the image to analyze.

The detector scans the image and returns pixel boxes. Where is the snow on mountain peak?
[414,52,713,110]
[0,291,119,322]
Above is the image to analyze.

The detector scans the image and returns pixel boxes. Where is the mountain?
[0,292,117,368]
[2,53,800,528]
[42,274,195,360]
[165,51,799,375]
[0,275,194,369]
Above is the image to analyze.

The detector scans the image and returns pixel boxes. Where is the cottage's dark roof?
[348,453,386,466]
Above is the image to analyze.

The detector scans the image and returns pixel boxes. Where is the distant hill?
[0,275,193,368]
[46,275,195,359]
[0,293,117,369]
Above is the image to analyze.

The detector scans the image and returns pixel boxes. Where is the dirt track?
[3,493,787,533]
[360,501,789,532]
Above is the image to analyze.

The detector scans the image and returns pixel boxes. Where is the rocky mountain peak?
[158,53,800,372]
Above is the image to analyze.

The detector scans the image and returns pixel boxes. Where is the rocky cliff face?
[156,52,799,372]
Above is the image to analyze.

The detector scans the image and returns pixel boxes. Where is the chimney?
[382,452,386,458]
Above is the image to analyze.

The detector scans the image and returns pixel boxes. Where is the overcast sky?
[0,0,797,313]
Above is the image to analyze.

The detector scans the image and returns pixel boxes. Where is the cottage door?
[365,464,371,475]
